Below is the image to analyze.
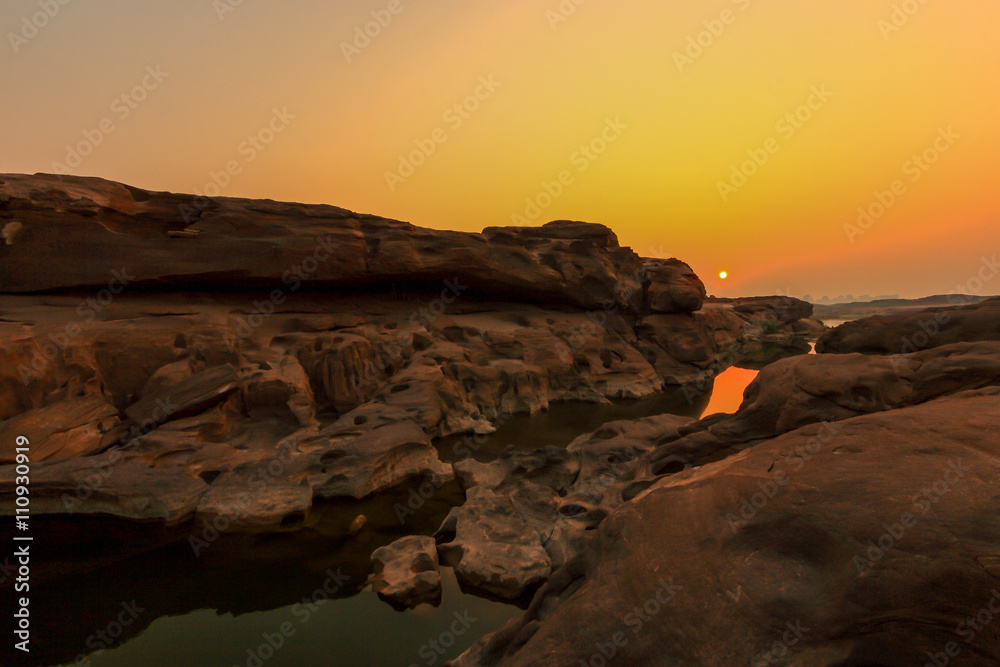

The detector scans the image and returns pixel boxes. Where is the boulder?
[370,535,442,610]
[642,258,706,314]
[437,485,555,604]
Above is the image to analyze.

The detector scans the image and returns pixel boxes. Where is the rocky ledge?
[0,174,817,533]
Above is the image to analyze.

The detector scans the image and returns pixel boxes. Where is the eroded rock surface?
[421,342,1000,604]
[817,296,1000,354]
[451,343,1000,666]
[1,175,644,311]
[435,414,692,602]
[370,535,442,610]
[0,175,812,533]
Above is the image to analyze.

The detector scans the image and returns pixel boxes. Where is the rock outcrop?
[0,175,646,311]
[817,296,1000,354]
[642,258,706,313]
[0,174,810,531]
[710,295,814,324]
[370,535,442,610]
[436,414,693,603]
[453,387,1000,666]
[414,341,1000,604]
[451,341,1000,666]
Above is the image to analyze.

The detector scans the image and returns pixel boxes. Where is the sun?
[719,271,728,280]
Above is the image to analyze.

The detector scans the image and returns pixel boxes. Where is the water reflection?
[435,387,710,463]
[699,366,759,417]
[0,482,494,667]
[63,568,517,667]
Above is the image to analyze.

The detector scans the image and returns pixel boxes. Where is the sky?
[2,0,998,299]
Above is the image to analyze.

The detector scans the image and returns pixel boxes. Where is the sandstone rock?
[436,485,554,604]
[0,395,122,463]
[238,357,316,426]
[817,296,1000,354]
[637,314,717,367]
[648,341,1000,475]
[711,295,814,323]
[348,514,366,535]
[296,333,391,413]
[430,415,694,600]
[452,386,1000,666]
[642,258,706,314]
[790,317,827,336]
[370,535,442,610]
[432,342,1000,625]
[1,451,209,523]
[194,472,313,533]
[0,174,812,528]
[0,290,809,524]
[1,176,655,313]
[124,364,239,428]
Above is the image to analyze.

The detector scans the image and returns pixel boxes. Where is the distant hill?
[813,295,996,323]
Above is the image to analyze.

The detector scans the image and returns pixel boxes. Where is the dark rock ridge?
[813,294,995,322]
[0,174,815,531]
[450,340,1000,665]
[817,295,1000,354]
[709,295,814,324]
[2,174,683,314]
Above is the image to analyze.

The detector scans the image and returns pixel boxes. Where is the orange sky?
[2,0,998,299]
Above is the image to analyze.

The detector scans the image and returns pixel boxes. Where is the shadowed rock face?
[642,258,706,314]
[451,343,1000,666]
[710,295,814,324]
[0,174,647,310]
[816,296,1000,354]
[0,174,814,533]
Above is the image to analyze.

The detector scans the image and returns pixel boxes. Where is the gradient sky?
[2,0,998,299]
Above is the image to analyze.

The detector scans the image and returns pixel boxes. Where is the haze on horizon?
[1,0,998,300]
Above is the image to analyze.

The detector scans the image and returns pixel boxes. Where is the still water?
[73,569,513,667]
[20,370,761,667]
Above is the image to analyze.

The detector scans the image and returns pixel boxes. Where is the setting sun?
[719,271,728,280]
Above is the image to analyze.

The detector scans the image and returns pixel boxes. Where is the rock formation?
[816,295,1000,354]
[5,173,993,666]
[453,384,1000,666]
[412,340,1000,605]
[0,174,815,533]
[446,305,1000,664]
[370,535,442,610]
